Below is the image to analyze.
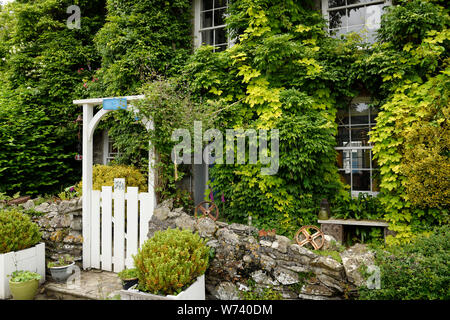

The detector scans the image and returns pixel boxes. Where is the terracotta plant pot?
[9,279,39,300]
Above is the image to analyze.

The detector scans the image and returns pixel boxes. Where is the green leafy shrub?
[133,228,210,296]
[0,0,106,196]
[0,209,42,254]
[47,255,74,268]
[8,270,42,283]
[76,164,148,194]
[117,268,138,280]
[331,193,384,220]
[359,225,450,300]
[240,279,283,300]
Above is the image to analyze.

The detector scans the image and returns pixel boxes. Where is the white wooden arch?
[73,95,156,269]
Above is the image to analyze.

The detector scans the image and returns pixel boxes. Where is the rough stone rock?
[34,202,50,213]
[300,284,335,297]
[63,231,83,244]
[50,214,71,228]
[70,217,82,231]
[174,213,196,231]
[259,240,272,247]
[341,243,375,287]
[22,199,35,210]
[159,198,173,211]
[168,210,182,219]
[215,282,240,300]
[206,239,220,249]
[317,274,345,293]
[228,223,257,236]
[195,217,218,238]
[284,264,311,273]
[273,267,299,285]
[322,234,339,251]
[148,217,174,238]
[216,228,240,246]
[260,254,276,271]
[153,206,170,221]
[250,270,279,286]
[311,255,343,273]
[272,235,291,253]
[289,244,319,260]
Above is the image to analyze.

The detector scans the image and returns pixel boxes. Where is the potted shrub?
[8,270,42,300]
[117,268,138,290]
[47,255,75,282]
[0,209,45,299]
[120,228,210,300]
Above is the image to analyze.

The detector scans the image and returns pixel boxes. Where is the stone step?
[40,269,123,300]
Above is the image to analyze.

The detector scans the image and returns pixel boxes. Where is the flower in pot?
[47,255,75,282]
[128,228,210,299]
[8,270,42,300]
[117,268,138,290]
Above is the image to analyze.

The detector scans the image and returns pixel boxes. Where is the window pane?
[215,28,227,45]
[351,149,371,169]
[366,4,383,30]
[350,102,370,124]
[201,11,213,28]
[201,0,213,11]
[329,0,345,8]
[336,109,349,125]
[350,126,370,146]
[329,9,347,29]
[348,6,365,27]
[370,108,378,123]
[352,171,371,191]
[339,171,351,186]
[214,0,227,8]
[337,126,351,147]
[201,29,214,45]
[214,8,226,26]
[337,150,351,171]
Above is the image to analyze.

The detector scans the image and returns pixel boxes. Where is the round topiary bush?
[0,209,42,254]
[133,228,210,296]
[75,164,148,194]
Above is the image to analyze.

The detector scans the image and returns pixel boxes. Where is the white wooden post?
[82,103,93,269]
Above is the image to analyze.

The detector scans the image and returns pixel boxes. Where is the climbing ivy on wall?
[89,0,194,176]
[181,0,354,236]
[0,0,106,195]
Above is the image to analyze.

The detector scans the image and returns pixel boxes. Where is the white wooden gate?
[90,186,153,272]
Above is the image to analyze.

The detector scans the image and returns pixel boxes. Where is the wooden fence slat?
[139,193,152,248]
[113,189,125,272]
[91,190,101,269]
[126,187,139,268]
[101,186,113,271]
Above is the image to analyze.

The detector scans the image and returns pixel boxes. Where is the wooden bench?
[318,218,395,244]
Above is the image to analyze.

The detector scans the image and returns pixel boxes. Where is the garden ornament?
[194,201,219,221]
[295,225,325,250]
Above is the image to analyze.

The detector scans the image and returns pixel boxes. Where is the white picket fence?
[90,186,153,272]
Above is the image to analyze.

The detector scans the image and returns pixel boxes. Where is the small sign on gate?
[103,98,127,110]
[114,178,126,192]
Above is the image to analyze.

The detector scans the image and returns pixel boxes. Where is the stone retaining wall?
[23,198,83,262]
[149,200,374,300]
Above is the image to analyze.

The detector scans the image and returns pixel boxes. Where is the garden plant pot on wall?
[48,262,75,282]
[9,278,39,300]
[0,243,46,299]
[122,278,139,290]
[120,274,205,300]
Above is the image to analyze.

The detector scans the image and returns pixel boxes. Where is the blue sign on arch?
[103,98,127,110]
